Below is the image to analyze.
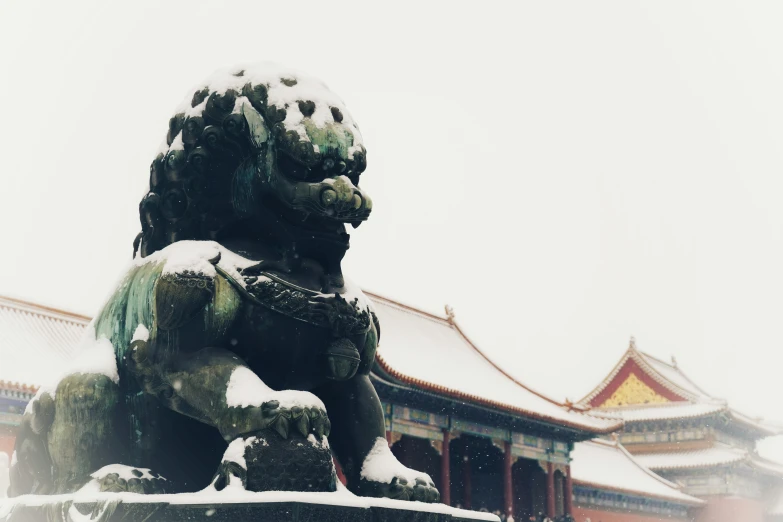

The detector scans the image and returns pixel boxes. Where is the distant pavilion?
[579,339,783,522]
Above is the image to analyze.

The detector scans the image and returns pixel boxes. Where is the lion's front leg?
[315,375,439,503]
[150,346,334,491]
[156,347,330,441]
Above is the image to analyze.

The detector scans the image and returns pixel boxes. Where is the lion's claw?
[91,466,167,494]
[250,401,330,441]
[414,477,439,503]
[360,473,439,502]
[273,416,289,439]
[261,400,279,413]
[357,457,439,503]
[296,412,309,437]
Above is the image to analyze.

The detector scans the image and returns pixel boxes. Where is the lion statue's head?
[134,63,371,263]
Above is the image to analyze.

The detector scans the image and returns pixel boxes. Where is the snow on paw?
[84,464,167,494]
[210,438,248,491]
[358,437,440,503]
[224,367,330,439]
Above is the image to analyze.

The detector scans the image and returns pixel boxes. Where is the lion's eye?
[277,154,313,181]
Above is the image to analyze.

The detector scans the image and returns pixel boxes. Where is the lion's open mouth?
[264,193,350,246]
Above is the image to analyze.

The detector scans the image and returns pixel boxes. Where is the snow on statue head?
[135,63,371,265]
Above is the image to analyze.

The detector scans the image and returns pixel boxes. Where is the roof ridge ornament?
[629,336,637,351]
[445,304,455,324]
[671,355,678,368]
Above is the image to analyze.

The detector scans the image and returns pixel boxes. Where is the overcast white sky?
[2,1,783,455]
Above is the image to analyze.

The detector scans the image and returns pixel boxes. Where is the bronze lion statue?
[8,63,439,503]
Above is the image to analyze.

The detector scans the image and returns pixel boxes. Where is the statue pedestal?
[0,491,499,522]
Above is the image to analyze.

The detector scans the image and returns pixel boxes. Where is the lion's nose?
[319,177,372,216]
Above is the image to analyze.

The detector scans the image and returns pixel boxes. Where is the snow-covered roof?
[634,445,747,470]
[640,352,713,401]
[595,402,725,422]
[579,339,781,436]
[0,295,88,389]
[370,293,622,434]
[634,443,783,476]
[570,439,703,505]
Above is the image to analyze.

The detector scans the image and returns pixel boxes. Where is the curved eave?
[0,294,91,324]
[642,456,776,473]
[372,370,601,441]
[592,403,781,438]
[640,351,714,398]
[572,479,704,507]
[596,404,724,423]
[728,410,783,438]
[375,352,622,435]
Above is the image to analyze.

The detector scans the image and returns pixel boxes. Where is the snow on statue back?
[7,63,439,504]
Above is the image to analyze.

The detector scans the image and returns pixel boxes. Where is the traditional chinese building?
[0,294,703,522]
[368,292,624,519]
[579,339,783,522]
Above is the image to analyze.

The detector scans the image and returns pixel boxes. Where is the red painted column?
[564,464,574,517]
[463,441,472,510]
[503,441,513,519]
[441,430,451,506]
[546,461,555,519]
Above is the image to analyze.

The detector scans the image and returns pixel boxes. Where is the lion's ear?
[241,100,270,148]
[154,272,215,330]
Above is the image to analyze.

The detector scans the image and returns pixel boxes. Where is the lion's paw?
[223,370,330,440]
[357,438,440,503]
[83,464,167,494]
[258,398,331,440]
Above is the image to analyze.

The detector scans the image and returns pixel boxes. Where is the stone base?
[0,493,498,522]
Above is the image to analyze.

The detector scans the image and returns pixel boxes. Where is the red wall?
[573,507,689,522]
[0,433,15,458]
[696,497,764,522]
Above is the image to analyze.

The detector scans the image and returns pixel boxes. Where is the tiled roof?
[640,352,714,400]
[570,439,703,505]
[634,443,783,477]
[370,293,623,435]
[579,339,781,436]
[634,445,747,470]
[0,295,88,389]
[595,402,725,422]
